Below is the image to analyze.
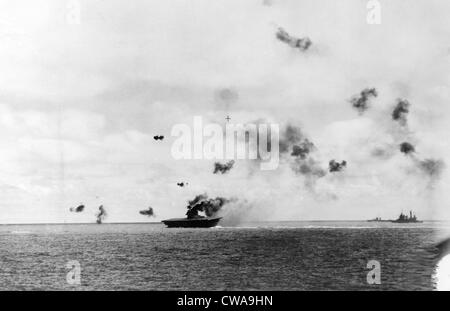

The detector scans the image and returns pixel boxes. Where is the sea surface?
[0,221,446,290]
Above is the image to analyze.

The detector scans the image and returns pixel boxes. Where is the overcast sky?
[0,0,449,223]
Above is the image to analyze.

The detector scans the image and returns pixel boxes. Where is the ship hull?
[161,217,222,228]
[390,220,423,223]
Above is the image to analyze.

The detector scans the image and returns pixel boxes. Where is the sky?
[0,0,449,224]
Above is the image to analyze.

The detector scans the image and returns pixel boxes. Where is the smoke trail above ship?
[185,194,232,218]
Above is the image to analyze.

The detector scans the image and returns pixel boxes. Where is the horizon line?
[0,219,448,226]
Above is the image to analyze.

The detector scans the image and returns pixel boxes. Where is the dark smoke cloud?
[392,99,410,125]
[276,27,312,51]
[350,88,378,114]
[400,142,415,154]
[214,88,239,112]
[186,194,231,219]
[388,99,445,186]
[139,207,155,217]
[279,124,326,180]
[291,139,315,159]
[279,125,315,160]
[70,204,85,213]
[369,99,412,159]
[279,124,316,159]
[396,140,445,184]
[216,88,239,103]
[213,160,235,174]
[399,142,445,183]
[153,135,164,141]
[371,147,394,159]
[329,160,347,172]
[419,158,445,179]
[96,205,107,224]
[279,125,305,153]
[293,158,326,178]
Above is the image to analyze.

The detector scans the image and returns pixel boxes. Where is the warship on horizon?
[390,211,422,223]
[161,205,221,228]
[367,217,390,222]
[367,211,422,223]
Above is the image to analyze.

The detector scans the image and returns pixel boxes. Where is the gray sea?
[0,221,445,290]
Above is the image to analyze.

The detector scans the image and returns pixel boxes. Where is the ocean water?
[0,221,445,290]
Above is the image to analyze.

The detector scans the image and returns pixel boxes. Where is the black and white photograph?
[1,0,450,296]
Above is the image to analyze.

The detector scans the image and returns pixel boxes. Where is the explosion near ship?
[161,194,227,228]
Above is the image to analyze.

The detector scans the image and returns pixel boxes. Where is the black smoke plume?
[70,204,85,213]
[401,145,445,184]
[279,124,326,179]
[329,160,347,172]
[96,205,107,224]
[276,27,312,51]
[139,207,155,217]
[419,158,445,179]
[153,135,164,141]
[213,160,235,174]
[291,139,315,159]
[279,124,315,159]
[279,125,305,153]
[293,158,326,177]
[392,99,410,125]
[186,194,230,219]
[350,88,377,114]
[400,142,415,154]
